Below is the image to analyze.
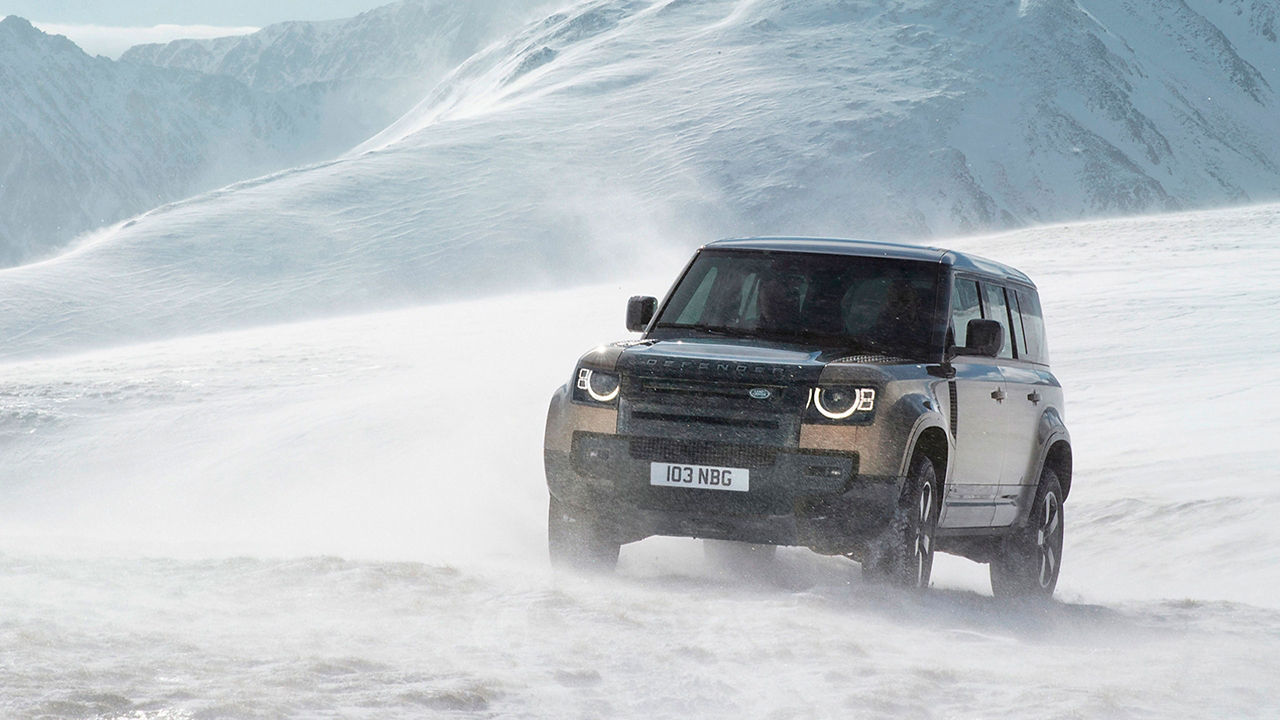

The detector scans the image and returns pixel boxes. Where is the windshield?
[653,249,944,358]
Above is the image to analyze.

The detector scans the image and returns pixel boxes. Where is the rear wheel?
[865,455,938,590]
[548,495,619,572]
[990,468,1064,598]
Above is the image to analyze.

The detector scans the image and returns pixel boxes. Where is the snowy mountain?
[118,0,557,166]
[120,0,553,94]
[0,2,548,267]
[0,16,321,266]
[2,0,1277,358]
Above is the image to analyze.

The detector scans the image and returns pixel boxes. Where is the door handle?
[991,388,1006,403]
[1027,391,1041,405]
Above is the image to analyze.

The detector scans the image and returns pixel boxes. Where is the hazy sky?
[0,1,391,26]
[1,0,395,58]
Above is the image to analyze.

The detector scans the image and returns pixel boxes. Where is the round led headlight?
[577,368,620,402]
[814,386,875,419]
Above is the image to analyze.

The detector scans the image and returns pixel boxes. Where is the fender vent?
[830,354,910,365]
[948,380,958,438]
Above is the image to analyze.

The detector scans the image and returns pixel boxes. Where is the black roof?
[703,236,1034,286]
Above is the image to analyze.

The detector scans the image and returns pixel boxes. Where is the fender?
[1011,407,1071,526]
[544,382,618,460]
[544,382,574,458]
[1035,406,1071,484]
[890,392,953,482]
[576,342,629,372]
[545,340,637,458]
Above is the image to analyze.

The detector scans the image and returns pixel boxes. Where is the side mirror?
[960,318,1003,357]
[626,295,656,332]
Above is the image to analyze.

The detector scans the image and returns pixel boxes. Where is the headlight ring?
[576,368,620,403]
[813,386,876,420]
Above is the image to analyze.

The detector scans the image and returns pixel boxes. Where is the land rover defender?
[543,237,1071,597]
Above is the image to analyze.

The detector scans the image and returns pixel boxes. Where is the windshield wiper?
[652,322,748,337]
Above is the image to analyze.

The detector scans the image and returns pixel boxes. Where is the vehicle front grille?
[630,378,790,410]
[628,437,780,469]
[620,376,805,446]
[629,410,780,430]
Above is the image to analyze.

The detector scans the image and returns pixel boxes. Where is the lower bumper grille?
[628,437,779,469]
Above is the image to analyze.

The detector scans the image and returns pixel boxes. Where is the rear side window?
[981,283,1014,359]
[1009,290,1028,359]
[949,277,982,348]
[1014,288,1049,364]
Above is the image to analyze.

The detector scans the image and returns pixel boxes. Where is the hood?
[617,338,830,384]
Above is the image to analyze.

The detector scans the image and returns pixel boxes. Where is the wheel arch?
[910,425,950,500]
[1035,406,1072,501]
[889,389,951,476]
[911,422,952,479]
[1042,439,1073,501]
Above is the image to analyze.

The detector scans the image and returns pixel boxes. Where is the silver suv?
[544,237,1071,597]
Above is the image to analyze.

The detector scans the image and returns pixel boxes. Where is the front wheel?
[990,468,1064,598]
[548,495,619,572]
[864,455,939,590]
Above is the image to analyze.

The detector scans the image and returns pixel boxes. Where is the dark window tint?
[949,277,982,348]
[1014,288,1049,364]
[654,250,942,358]
[1009,290,1028,359]
[981,283,1013,359]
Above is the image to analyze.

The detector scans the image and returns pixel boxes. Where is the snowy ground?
[3,204,1280,718]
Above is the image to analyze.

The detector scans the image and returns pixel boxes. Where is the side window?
[1009,290,1028,359]
[949,277,982,347]
[981,282,1013,359]
[1014,288,1049,364]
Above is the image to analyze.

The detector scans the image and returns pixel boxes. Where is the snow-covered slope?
[118,0,558,169]
[3,0,1278,358]
[1,202,1277,718]
[0,16,321,266]
[0,3,547,267]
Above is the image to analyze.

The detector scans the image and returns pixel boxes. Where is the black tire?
[864,455,939,590]
[548,495,620,572]
[990,467,1064,599]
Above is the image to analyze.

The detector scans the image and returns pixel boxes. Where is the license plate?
[649,462,749,492]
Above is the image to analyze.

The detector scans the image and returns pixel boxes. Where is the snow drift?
[1,202,1278,718]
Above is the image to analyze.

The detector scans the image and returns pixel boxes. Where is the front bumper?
[545,431,902,552]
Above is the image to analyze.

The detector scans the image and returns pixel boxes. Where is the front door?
[938,276,1004,529]
[940,360,1006,528]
